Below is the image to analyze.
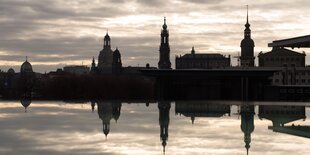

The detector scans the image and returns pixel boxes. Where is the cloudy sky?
[1,0,310,72]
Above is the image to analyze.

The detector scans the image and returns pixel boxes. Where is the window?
[302,79,306,83]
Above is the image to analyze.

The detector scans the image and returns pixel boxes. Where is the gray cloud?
[1,0,310,72]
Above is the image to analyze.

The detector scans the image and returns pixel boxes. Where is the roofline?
[268,35,310,48]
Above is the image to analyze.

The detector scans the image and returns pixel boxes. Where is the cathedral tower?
[240,6,255,67]
[112,47,122,74]
[158,17,171,69]
[98,32,114,72]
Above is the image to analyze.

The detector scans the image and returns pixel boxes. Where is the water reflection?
[158,101,170,154]
[96,101,122,139]
[175,101,231,124]
[240,104,255,155]
[2,100,310,155]
[259,105,309,138]
[20,98,31,112]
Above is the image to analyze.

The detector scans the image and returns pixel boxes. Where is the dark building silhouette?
[112,47,122,74]
[19,57,35,98]
[7,68,15,74]
[240,104,255,155]
[97,102,113,139]
[258,105,310,138]
[158,101,171,154]
[257,47,308,85]
[158,17,171,69]
[90,57,97,74]
[175,101,230,124]
[20,98,31,112]
[96,32,122,74]
[258,47,306,67]
[98,32,113,72]
[175,47,231,69]
[258,105,305,127]
[112,102,121,122]
[240,6,255,67]
[91,100,96,112]
[96,101,122,139]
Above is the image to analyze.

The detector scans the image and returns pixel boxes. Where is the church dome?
[7,68,15,74]
[241,38,255,47]
[20,98,32,112]
[20,60,33,73]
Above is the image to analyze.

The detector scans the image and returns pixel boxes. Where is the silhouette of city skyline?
[1,2,310,155]
[16,100,308,155]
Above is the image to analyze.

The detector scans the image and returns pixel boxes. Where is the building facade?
[175,47,231,69]
[258,47,306,67]
[158,17,171,69]
[258,47,308,85]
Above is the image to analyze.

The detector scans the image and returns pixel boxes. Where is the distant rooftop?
[268,35,310,48]
[179,53,229,59]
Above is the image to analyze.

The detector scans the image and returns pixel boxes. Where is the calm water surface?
[0,100,310,155]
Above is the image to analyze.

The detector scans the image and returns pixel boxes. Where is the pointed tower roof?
[245,5,250,27]
[163,17,167,30]
[191,46,195,55]
[104,30,110,40]
[244,5,251,32]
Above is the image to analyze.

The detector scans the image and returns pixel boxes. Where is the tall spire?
[246,5,249,25]
[244,5,251,39]
[163,17,167,30]
[164,17,166,25]
[245,5,250,28]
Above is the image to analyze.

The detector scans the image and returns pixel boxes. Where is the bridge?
[141,68,276,101]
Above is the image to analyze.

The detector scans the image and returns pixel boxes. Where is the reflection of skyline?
[158,101,170,154]
[258,105,310,138]
[240,104,255,155]
[96,101,122,139]
[8,101,310,154]
[175,101,230,124]
[20,98,31,112]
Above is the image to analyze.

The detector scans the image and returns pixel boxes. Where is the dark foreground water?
[0,100,310,155]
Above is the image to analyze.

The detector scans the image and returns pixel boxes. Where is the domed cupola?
[7,68,15,74]
[20,57,33,73]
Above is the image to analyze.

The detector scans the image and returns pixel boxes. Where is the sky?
[1,0,310,72]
